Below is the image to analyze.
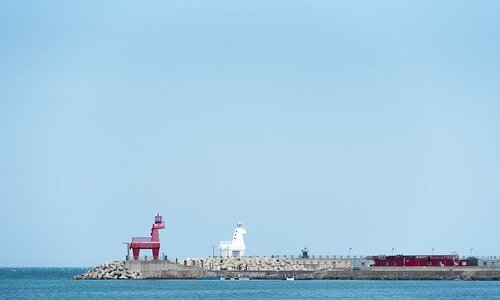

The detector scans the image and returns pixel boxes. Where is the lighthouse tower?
[129,214,166,260]
[218,222,247,257]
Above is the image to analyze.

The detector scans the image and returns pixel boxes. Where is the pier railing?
[124,255,366,261]
[210,255,369,260]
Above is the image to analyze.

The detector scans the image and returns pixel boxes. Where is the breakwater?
[180,256,370,271]
[73,261,142,280]
[75,258,500,280]
[183,256,310,271]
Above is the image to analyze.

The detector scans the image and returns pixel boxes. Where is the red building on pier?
[371,255,469,267]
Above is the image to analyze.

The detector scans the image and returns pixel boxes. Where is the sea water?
[1,268,500,299]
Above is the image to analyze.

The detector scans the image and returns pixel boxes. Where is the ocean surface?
[1,268,500,299]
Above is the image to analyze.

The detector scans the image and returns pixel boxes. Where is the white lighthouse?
[218,222,247,257]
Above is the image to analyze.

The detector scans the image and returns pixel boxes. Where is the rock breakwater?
[181,257,309,271]
[74,261,142,280]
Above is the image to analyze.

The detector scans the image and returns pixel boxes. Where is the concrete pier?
[126,260,215,279]
[124,260,500,280]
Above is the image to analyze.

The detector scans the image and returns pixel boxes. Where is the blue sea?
[1,268,500,299]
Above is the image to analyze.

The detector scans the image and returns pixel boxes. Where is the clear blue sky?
[1,1,499,267]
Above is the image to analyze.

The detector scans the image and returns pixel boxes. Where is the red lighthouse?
[129,214,166,260]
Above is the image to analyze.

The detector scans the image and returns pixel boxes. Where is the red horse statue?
[130,214,165,260]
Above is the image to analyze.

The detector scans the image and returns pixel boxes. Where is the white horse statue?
[218,222,247,257]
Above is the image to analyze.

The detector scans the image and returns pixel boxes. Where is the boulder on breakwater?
[73,261,142,280]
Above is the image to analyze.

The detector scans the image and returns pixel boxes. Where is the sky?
[1,1,499,267]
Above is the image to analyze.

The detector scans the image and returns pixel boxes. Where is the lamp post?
[348,248,352,258]
[391,248,394,255]
[432,248,435,256]
[211,245,215,258]
[470,248,473,257]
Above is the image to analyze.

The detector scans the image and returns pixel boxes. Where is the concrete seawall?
[125,260,500,280]
[126,260,213,279]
